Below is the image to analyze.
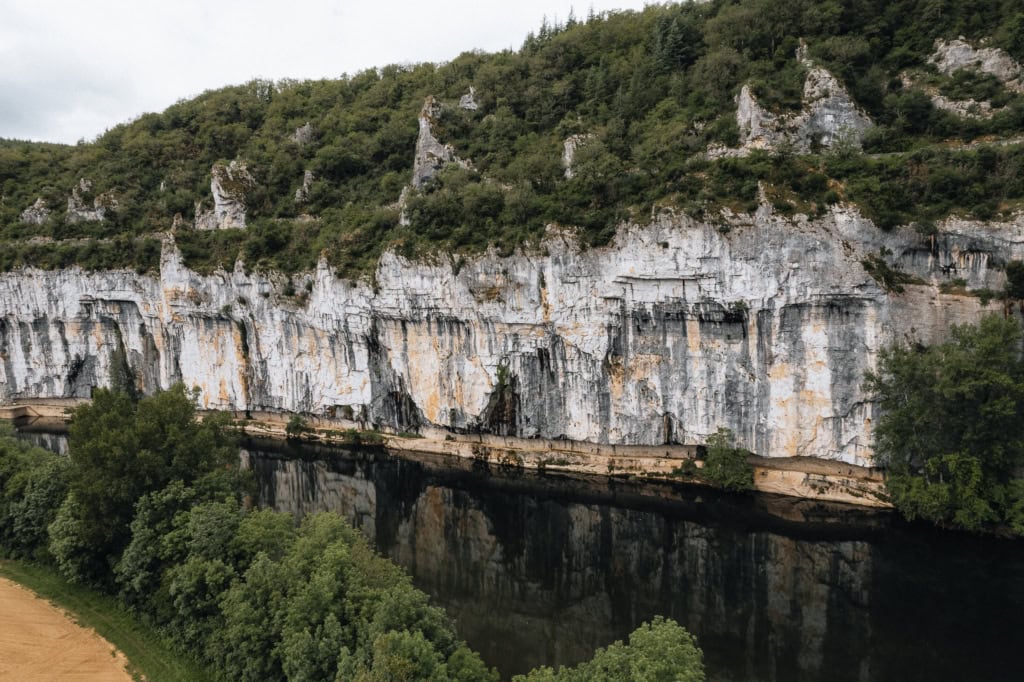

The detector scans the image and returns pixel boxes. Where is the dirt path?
[0,576,132,681]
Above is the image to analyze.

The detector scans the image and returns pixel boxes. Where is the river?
[16,429,1024,681]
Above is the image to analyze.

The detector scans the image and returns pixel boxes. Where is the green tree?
[211,553,289,681]
[866,315,1024,532]
[115,480,198,611]
[0,426,69,560]
[513,616,704,682]
[47,494,96,581]
[286,414,313,439]
[52,384,237,583]
[703,428,754,491]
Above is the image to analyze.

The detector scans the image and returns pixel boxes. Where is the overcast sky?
[0,0,653,144]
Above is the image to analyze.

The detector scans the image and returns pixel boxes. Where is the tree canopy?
[866,315,1024,533]
[513,616,704,682]
[54,384,239,583]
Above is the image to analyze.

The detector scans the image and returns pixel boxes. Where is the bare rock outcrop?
[66,179,117,224]
[712,47,873,157]
[459,87,479,111]
[290,122,315,146]
[194,161,255,230]
[294,170,314,204]
[398,96,475,224]
[411,97,469,189]
[20,198,50,225]
[930,38,1024,94]
[897,39,1024,120]
[799,56,874,147]
[562,134,594,179]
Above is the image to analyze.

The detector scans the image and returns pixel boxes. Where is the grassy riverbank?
[0,560,212,682]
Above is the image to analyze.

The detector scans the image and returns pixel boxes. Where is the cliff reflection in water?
[246,441,1023,682]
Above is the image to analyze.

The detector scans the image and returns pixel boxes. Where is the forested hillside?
[1,0,1023,277]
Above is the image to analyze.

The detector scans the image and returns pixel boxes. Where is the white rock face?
[928,92,994,119]
[930,38,1024,94]
[459,87,479,111]
[290,122,315,146]
[194,161,255,230]
[19,198,49,225]
[294,170,314,204]
[2,208,1019,466]
[799,61,874,147]
[733,85,780,152]
[562,134,594,179]
[717,50,873,157]
[66,178,116,224]
[411,97,468,189]
[899,71,996,121]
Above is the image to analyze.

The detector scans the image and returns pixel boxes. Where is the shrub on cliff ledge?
[285,414,312,439]
[702,428,754,492]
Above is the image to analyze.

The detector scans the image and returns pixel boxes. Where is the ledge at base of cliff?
[0,400,891,509]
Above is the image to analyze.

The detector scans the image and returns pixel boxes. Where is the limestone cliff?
[930,38,1024,94]
[65,178,117,224]
[194,161,255,230]
[19,198,50,226]
[2,203,1018,465]
[711,48,873,157]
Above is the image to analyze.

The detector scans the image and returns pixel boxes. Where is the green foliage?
[53,384,238,584]
[0,389,500,680]
[0,425,69,561]
[513,616,704,682]
[939,70,1008,104]
[203,510,498,682]
[827,147,1024,228]
[3,2,1024,275]
[285,414,312,438]
[866,315,1024,532]
[46,493,95,582]
[702,428,755,491]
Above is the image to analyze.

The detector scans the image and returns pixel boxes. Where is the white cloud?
[0,0,653,143]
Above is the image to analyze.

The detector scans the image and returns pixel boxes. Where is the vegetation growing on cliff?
[702,428,755,491]
[867,315,1024,535]
[0,390,706,679]
[2,1,1024,276]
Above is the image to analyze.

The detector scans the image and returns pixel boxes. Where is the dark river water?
[17,429,1024,681]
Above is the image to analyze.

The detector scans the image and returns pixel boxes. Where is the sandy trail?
[0,576,132,681]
